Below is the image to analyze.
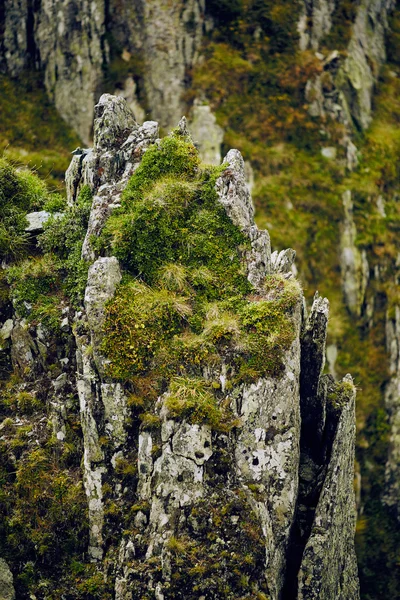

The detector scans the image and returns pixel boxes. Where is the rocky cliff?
[0,94,360,599]
[1,1,399,597]
[0,0,206,144]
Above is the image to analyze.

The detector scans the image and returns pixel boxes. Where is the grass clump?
[101,130,301,430]
[0,158,53,262]
[99,133,250,295]
[0,73,80,190]
[165,376,231,431]
[7,255,62,325]
[102,279,192,380]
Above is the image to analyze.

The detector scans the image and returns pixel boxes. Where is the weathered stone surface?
[0,320,13,342]
[64,95,159,261]
[298,376,359,600]
[215,149,271,288]
[301,0,395,132]
[10,321,41,374]
[75,330,106,561]
[340,190,369,316]
[234,299,302,598]
[271,249,296,274]
[109,0,205,131]
[383,305,400,517]
[298,0,336,51]
[85,257,121,331]
[1,0,106,143]
[189,101,224,165]
[0,558,15,600]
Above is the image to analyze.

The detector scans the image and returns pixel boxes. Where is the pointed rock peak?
[271,248,297,274]
[176,116,191,138]
[223,148,246,178]
[93,94,138,151]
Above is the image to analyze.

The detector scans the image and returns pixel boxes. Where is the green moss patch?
[101,131,301,430]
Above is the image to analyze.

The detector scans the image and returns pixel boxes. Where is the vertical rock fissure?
[282,296,336,599]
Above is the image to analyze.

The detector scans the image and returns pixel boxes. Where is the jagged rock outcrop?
[297,376,359,599]
[65,94,159,261]
[63,95,359,598]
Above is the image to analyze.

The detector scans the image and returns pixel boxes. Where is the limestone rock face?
[215,149,271,289]
[298,376,359,600]
[340,190,369,316]
[298,0,336,51]
[0,558,15,600]
[109,0,205,131]
[189,102,224,165]
[0,0,205,141]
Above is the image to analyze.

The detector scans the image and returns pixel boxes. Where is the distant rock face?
[65,95,360,599]
[0,0,205,142]
[1,0,106,144]
[109,0,205,131]
[301,0,394,131]
[340,190,369,316]
[189,101,224,165]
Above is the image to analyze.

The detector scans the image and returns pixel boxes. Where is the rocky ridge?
[1,94,359,599]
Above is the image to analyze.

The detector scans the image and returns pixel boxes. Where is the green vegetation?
[100,130,301,430]
[0,158,46,262]
[0,372,112,599]
[188,0,322,160]
[167,490,268,598]
[0,74,80,190]
[3,180,92,332]
[39,185,92,306]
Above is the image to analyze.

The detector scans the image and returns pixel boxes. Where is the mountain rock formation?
[0,94,360,599]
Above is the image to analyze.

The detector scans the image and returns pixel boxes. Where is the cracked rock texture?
[0,558,15,600]
[65,95,358,598]
[1,0,106,144]
[384,305,400,518]
[0,0,205,143]
[0,94,359,598]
